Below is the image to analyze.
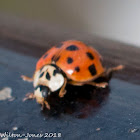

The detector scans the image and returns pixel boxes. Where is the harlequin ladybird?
[21,40,124,109]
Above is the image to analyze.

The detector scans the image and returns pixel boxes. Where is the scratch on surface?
[0,87,13,101]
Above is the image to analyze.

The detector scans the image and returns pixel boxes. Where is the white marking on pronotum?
[34,65,65,92]
[48,74,64,92]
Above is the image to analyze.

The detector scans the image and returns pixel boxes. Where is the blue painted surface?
[0,48,140,140]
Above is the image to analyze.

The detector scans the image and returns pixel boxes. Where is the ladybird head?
[33,64,65,99]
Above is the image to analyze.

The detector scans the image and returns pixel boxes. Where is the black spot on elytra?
[75,66,80,72]
[88,64,97,76]
[39,72,44,78]
[52,55,60,62]
[86,52,94,60]
[46,72,51,80]
[55,56,60,62]
[53,69,59,76]
[67,57,73,64]
[51,55,55,61]
[43,54,48,59]
[56,42,63,48]
[66,45,79,51]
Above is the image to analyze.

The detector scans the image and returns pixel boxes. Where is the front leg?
[44,101,50,110]
[59,78,67,98]
[23,92,35,101]
[41,101,50,110]
[21,75,33,82]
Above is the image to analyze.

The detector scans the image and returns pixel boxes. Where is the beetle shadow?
[41,81,110,119]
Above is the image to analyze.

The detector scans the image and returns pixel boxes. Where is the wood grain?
[0,14,140,84]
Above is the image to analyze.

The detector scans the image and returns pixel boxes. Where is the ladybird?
[21,40,124,109]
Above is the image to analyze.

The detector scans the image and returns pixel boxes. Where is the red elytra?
[36,40,105,82]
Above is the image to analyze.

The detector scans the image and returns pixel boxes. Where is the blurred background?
[0,0,140,47]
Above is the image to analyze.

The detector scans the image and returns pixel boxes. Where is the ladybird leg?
[59,78,67,98]
[41,102,45,110]
[23,92,35,101]
[68,81,84,86]
[41,101,50,110]
[105,65,124,80]
[86,82,108,88]
[69,81,108,88]
[106,65,124,75]
[21,75,33,82]
[44,101,50,110]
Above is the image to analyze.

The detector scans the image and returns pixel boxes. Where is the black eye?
[46,72,51,80]
[40,86,50,98]
[53,69,59,76]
